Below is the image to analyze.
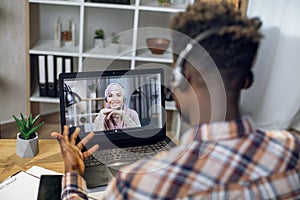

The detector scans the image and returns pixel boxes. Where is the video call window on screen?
[64,72,163,134]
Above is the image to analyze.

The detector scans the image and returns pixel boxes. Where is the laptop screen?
[59,68,166,146]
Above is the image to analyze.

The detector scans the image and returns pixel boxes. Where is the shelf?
[135,50,172,63]
[83,44,133,60]
[30,88,60,103]
[27,0,185,108]
[84,2,135,10]
[30,40,80,56]
[29,0,82,6]
[139,0,186,13]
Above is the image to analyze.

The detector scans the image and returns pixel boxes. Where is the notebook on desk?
[59,68,176,188]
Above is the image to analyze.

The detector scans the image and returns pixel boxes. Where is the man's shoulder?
[256,129,300,154]
[260,129,300,143]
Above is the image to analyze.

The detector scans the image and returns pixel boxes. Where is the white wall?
[0,0,27,124]
[241,0,300,131]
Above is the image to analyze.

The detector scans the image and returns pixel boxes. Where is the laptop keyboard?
[84,140,172,167]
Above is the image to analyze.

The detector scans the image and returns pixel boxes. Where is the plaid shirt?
[62,116,300,199]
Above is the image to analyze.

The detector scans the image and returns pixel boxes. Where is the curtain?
[240,0,300,131]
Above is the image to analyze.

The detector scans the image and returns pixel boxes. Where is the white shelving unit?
[27,0,247,137]
[28,0,193,108]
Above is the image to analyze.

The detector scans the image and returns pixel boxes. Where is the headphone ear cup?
[172,64,182,88]
[171,55,186,89]
[172,60,188,91]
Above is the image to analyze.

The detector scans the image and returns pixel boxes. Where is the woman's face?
[106,84,124,109]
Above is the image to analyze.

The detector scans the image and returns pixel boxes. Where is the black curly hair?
[170,1,263,87]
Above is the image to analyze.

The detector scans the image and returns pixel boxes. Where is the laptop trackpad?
[84,164,115,188]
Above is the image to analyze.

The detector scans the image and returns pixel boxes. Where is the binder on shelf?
[64,57,73,73]
[38,55,47,97]
[47,55,56,97]
[55,56,63,97]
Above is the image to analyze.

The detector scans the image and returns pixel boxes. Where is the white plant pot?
[94,38,105,48]
[108,43,120,54]
[90,92,96,99]
[16,132,39,158]
[90,92,97,110]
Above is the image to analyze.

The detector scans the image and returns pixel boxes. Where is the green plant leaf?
[20,113,25,122]
[111,33,120,44]
[95,29,105,39]
[29,114,33,126]
[32,114,40,126]
[26,118,30,129]
[13,113,44,140]
[13,115,21,125]
[13,115,24,130]
[27,122,44,137]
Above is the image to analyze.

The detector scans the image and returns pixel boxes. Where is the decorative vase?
[16,132,39,158]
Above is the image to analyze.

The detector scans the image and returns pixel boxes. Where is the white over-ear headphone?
[172,27,221,90]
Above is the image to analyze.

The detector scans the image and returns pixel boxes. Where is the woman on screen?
[94,83,141,131]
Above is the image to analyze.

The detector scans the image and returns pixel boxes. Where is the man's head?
[169,1,262,124]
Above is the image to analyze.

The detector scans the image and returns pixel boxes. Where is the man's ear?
[183,67,192,83]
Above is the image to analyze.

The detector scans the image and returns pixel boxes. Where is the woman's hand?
[51,126,99,176]
[107,109,123,119]
[101,107,123,119]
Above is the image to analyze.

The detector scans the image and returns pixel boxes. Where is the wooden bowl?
[146,38,170,55]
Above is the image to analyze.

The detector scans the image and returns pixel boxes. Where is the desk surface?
[0,132,179,182]
[0,139,64,182]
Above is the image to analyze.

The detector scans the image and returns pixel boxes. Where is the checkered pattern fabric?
[62,116,300,199]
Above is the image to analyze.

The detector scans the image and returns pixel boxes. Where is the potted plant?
[109,32,120,54]
[13,113,44,158]
[157,0,171,6]
[88,82,98,99]
[94,28,105,48]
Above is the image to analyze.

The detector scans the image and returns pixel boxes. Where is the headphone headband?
[172,27,221,89]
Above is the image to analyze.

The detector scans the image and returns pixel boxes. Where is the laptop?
[59,68,176,188]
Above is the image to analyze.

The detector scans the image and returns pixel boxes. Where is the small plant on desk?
[13,113,44,158]
[13,113,44,140]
